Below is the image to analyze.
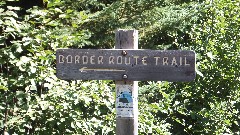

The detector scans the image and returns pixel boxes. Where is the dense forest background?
[0,0,239,134]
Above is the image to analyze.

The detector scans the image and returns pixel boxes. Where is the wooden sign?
[56,49,195,81]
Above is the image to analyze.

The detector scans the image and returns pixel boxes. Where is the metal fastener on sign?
[122,50,127,56]
[122,74,128,79]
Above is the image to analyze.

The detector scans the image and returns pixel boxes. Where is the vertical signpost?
[115,30,138,135]
[56,29,196,135]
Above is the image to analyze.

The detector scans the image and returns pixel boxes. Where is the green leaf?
[5,11,18,17]
[196,68,204,77]
[71,122,75,128]
[76,121,81,128]
[0,85,8,90]
[206,52,214,60]
[7,6,20,11]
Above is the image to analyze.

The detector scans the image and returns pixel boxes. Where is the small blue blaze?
[119,91,133,103]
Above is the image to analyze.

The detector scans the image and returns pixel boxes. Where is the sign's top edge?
[56,48,195,52]
[56,49,196,55]
[56,48,149,50]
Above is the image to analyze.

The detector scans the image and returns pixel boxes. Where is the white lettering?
[171,57,177,66]
[180,57,182,66]
[59,55,64,63]
[82,56,88,64]
[66,55,72,63]
[59,55,191,67]
[142,56,147,65]
[184,57,190,66]
[75,55,80,64]
[109,56,114,64]
[117,56,123,64]
[133,56,139,65]
[90,55,95,64]
[98,56,103,64]
[154,57,160,65]
[163,57,168,65]
[125,57,131,65]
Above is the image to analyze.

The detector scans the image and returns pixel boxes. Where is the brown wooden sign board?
[56,49,195,81]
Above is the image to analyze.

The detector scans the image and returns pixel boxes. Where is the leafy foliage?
[0,0,239,134]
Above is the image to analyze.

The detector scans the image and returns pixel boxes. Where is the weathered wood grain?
[56,49,195,81]
[115,29,138,135]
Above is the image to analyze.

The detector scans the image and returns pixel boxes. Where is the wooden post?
[115,29,138,135]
